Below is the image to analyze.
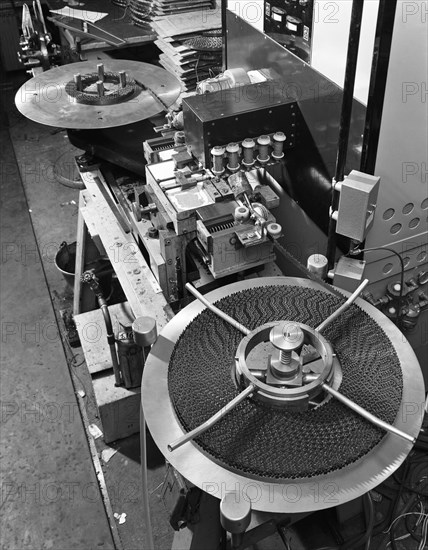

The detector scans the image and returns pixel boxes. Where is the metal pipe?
[326,0,365,269]
[168,384,256,452]
[319,382,415,444]
[81,271,122,386]
[185,283,251,336]
[360,0,398,175]
[335,0,365,182]
[140,405,155,549]
[99,300,122,386]
[221,0,227,71]
[316,279,369,333]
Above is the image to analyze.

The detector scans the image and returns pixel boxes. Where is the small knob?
[257,135,271,147]
[307,254,328,279]
[220,492,251,548]
[267,222,282,239]
[174,131,185,145]
[211,145,225,156]
[242,138,255,149]
[270,322,304,352]
[132,317,157,348]
[226,142,239,154]
[234,206,250,223]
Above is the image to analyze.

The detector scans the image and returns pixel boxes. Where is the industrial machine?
[14,0,427,547]
[143,276,424,548]
[18,1,61,75]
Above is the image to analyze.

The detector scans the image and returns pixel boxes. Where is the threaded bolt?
[280,350,292,365]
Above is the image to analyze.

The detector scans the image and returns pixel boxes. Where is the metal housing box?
[182,82,298,167]
[333,257,366,293]
[336,170,380,242]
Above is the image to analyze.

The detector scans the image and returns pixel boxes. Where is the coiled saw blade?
[15,60,181,129]
[142,277,424,513]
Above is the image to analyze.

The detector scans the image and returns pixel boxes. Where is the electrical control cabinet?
[264,0,315,63]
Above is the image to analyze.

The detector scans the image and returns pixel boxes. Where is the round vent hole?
[409,218,420,229]
[383,208,395,220]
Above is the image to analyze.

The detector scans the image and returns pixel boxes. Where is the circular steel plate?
[142,277,424,513]
[15,61,182,129]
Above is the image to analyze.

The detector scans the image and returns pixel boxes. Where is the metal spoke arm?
[304,374,415,443]
[185,282,251,336]
[316,279,369,333]
[168,384,256,452]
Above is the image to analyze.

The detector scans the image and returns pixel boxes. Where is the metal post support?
[326,0,365,269]
[360,0,398,175]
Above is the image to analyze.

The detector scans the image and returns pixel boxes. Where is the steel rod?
[85,20,127,44]
[168,384,256,452]
[320,383,415,444]
[185,282,251,336]
[221,0,227,72]
[316,279,369,333]
[36,0,48,35]
[326,0,365,269]
[360,0,398,175]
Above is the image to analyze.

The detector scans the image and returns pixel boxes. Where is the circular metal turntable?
[142,277,424,513]
[15,60,182,129]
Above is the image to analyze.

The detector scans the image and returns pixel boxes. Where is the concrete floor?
[0,127,116,547]
[1,71,173,550]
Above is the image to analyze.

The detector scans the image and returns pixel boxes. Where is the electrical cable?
[418,514,428,549]
[348,246,405,326]
[388,462,427,549]
[112,0,130,21]
[405,501,426,543]
[365,493,375,550]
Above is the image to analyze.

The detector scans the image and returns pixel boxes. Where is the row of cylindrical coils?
[210,132,286,175]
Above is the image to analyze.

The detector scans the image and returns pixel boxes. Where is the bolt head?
[270,322,304,351]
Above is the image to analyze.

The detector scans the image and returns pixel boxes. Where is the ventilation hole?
[403,257,411,267]
[417,251,427,262]
[402,202,414,215]
[390,223,402,234]
[421,198,428,210]
[383,208,395,220]
[383,263,394,274]
[409,218,420,229]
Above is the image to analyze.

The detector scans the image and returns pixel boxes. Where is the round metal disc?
[142,277,424,514]
[15,60,182,129]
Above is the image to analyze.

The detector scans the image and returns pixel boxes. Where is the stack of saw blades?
[112,0,129,8]
[156,30,222,91]
[129,0,214,26]
[150,6,222,90]
[150,0,213,16]
[129,0,153,27]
